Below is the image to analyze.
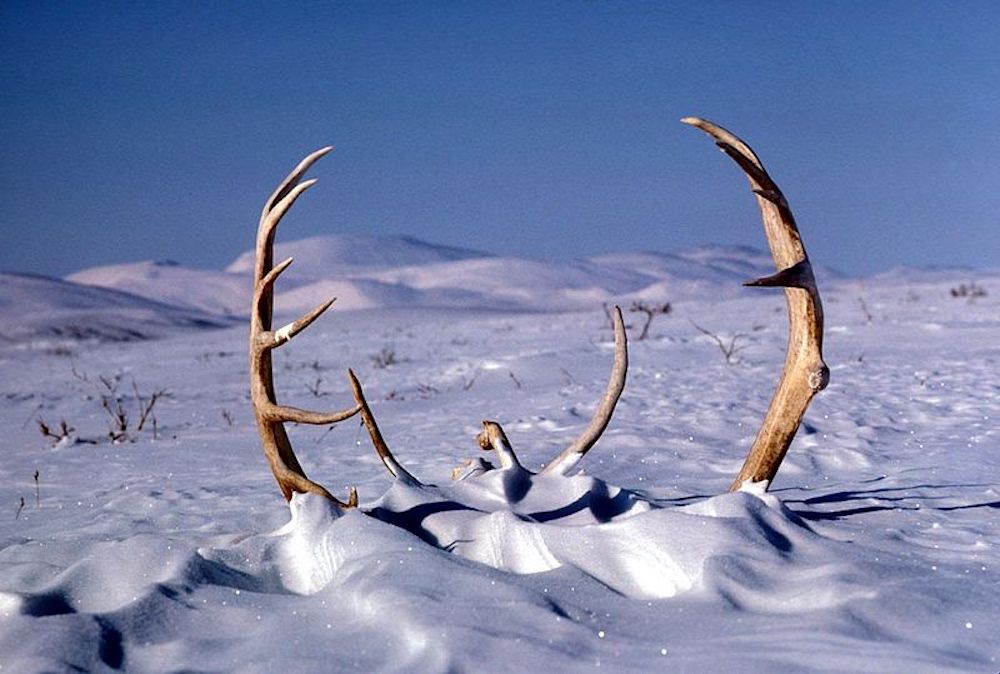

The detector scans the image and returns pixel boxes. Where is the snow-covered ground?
[0,242,997,672]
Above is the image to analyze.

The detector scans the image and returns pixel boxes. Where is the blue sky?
[2,1,997,277]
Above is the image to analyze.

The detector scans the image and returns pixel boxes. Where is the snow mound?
[362,247,814,311]
[871,264,999,284]
[0,272,233,343]
[66,233,856,319]
[589,244,844,288]
[0,483,885,673]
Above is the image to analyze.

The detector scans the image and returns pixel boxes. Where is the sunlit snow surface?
[1,272,997,672]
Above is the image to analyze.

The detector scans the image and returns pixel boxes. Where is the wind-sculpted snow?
[2,481,988,672]
[0,487,883,671]
[0,273,997,671]
[205,486,849,602]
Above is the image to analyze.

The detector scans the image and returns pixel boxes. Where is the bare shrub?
[950,283,987,300]
[60,370,169,444]
[37,418,74,444]
[857,297,873,323]
[370,347,399,369]
[689,319,748,365]
[306,375,324,397]
[630,301,672,340]
[133,380,166,437]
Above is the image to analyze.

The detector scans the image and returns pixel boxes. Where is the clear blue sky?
[2,1,997,277]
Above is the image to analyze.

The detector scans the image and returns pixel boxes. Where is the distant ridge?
[0,272,232,343]
[225,233,491,277]
[870,265,997,283]
[17,232,986,345]
[68,260,250,316]
[57,233,860,321]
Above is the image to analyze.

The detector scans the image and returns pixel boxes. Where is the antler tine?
[347,369,422,486]
[252,294,362,424]
[250,147,360,506]
[271,297,337,349]
[682,117,829,490]
[258,256,294,294]
[262,146,333,223]
[542,305,628,476]
[253,146,333,331]
[477,420,522,470]
[680,118,806,273]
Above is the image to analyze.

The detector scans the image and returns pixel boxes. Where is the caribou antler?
[251,119,829,505]
[349,306,627,481]
[347,369,422,487]
[541,306,628,475]
[250,147,362,506]
[681,118,829,490]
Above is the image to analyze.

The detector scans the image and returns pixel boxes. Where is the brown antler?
[347,369,422,486]
[681,118,829,490]
[541,305,628,475]
[251,122,829,503]
[250,147,362,506]
[356,308,627,481]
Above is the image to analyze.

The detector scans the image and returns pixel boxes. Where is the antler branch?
[542,305,628,476]
[347,369,422,486]
[682,117,829,490]
[250,147,361,506]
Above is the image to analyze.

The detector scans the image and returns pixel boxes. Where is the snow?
[1,245,998,672]
[0,272,233,344]
[224,233,490,277]
[67,262,251,318]
[64,234,842,316]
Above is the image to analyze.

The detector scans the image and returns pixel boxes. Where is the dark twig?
[630,301,672,340]
[508,370,523,390]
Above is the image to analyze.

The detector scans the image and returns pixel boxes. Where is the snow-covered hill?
[225,233,490,276]
[67,261,251,317]
[0,272,233,343]
[587,245,775,284]
[8,233,998,352]
[61,234,851,320]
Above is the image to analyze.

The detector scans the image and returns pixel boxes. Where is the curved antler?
[250,147,361,506]
[477,420,522,470]
[541,305,628,476]
[681,118,829,490]
[347,369,422,486]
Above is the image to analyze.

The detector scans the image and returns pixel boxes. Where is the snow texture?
[1,240,998,672]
